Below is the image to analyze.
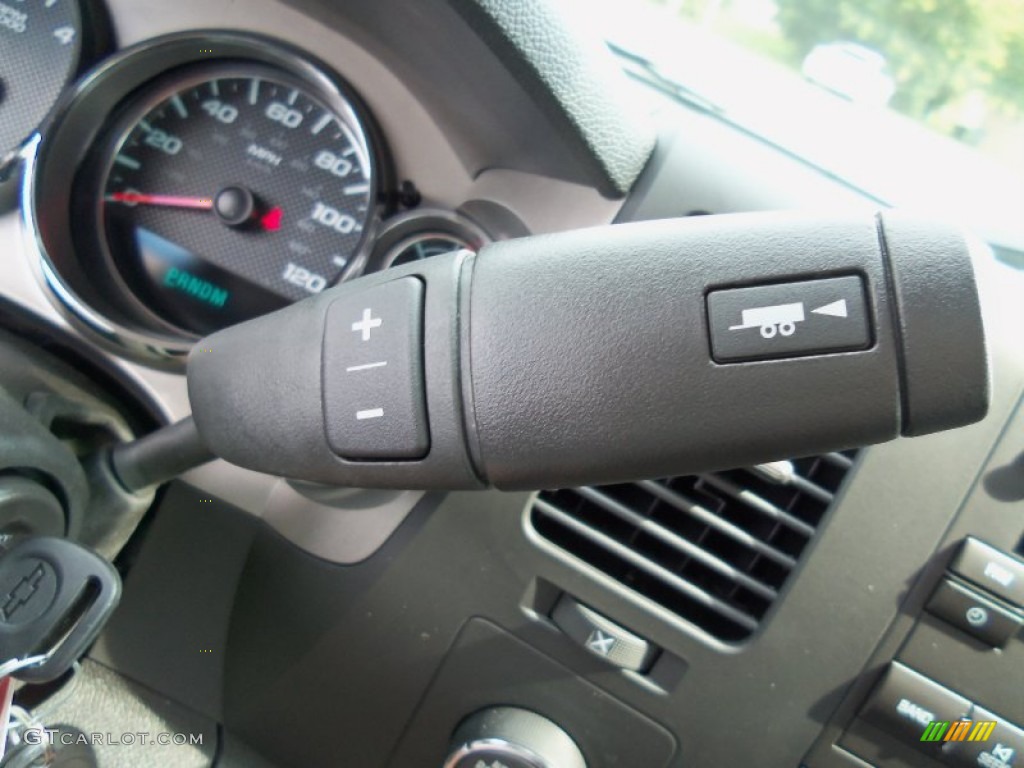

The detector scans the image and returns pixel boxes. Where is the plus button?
[351,308,382,341]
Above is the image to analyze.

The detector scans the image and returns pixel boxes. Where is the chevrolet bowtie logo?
[2,564,47,621]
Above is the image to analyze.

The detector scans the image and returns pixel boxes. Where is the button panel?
[551,595,657,672]
[951,538,1024,609]
[706,276,871,363]
[323,278,429,460]
[858,663,970,757]
[927,578,1023,648]
[945,706,1024,768]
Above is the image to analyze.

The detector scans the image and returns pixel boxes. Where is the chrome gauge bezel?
[23,31,391,367]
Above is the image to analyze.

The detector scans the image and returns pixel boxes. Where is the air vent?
[529,452,858,643]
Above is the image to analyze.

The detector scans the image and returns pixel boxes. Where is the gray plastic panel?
[880,213,989,436]
[220,495,448,767]
[91,482,262,721]
[280,0,654,197]
[615,121,879,225]
[207,258,1021,768]
[447,0,656,196]
[899,614,1024,722]
[389,619,676,767]
[802,257,1024,767]
[469,213,902,489]
[89,255,1020,767]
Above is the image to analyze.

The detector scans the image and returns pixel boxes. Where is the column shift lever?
[178,210,987,491]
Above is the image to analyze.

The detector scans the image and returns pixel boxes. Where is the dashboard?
[5,1,620,361]
[1,1,1023,767]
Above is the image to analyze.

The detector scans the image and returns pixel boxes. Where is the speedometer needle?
[106,192,214,210]
[107,188,283,231]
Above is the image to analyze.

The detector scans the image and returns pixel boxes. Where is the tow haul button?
[707,275,871,362]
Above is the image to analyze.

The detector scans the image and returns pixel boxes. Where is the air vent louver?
[529,452,858,643]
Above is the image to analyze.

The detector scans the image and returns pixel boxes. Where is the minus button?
[356,408,384,420]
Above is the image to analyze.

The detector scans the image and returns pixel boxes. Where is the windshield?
[555,0,1024,256]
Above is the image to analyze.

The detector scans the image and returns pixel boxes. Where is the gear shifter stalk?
[109,416,214,493]
[186,211,989,490]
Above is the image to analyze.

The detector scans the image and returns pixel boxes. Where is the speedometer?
[77,62,380,335]
[26,32,390,357]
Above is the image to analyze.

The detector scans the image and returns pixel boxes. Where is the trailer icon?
[729,302,805,339]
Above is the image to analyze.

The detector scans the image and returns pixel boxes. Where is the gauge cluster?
[78,59,382,336]
[19,29,515,362]
[0,0,110,175]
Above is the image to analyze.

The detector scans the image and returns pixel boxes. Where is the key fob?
[0,537,121,683]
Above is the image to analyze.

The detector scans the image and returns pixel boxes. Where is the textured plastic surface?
[469,213,901,489]
[144,378,1024,768]
[898,613,1024,729]
[802,338,1024,768]
[189,211,989,491]
[90,482,260,723]
[0,0,1015,764]
[878,212,989,436]
[276,0,654,198]
[448,0,656,196]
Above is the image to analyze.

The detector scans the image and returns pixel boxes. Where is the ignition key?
[0,537,121,684]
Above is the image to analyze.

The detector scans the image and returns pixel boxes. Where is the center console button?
[858,662,970,757]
